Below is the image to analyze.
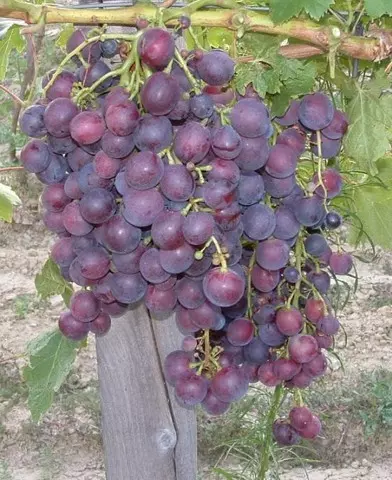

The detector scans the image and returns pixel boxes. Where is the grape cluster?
[19,24,352,445]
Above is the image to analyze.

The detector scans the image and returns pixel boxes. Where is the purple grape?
[230,98,270,138]
[265,144,298,179]
[276,128,306,156]
[105,100,139,136]
[111,242,147,274]
[109,272,147,304]
[160,164,195,202]
[238,172,265,206]
[211,365,249,402]
[44,98,79,138]
[141,72,180,116]
[211,125,242,160]
[209,158,240,185]
[59,311,89,340]
[298,92,334,130]
[77,246,110,280]
[122,188,164,227]
[273,420,300,446]
[145,284,177,315]
[139,248,171,284]
[164,350,192,386]
[175,373,208,407]
[235,135,270,171]
[79,188,116,224]
[251,265,280,293]
[125,151,164,190]
[70,290,101,322]
[159,243,195,274]
[173,121,210,164]
[134,114,172,153]
[288,335,319,363]
[19,104,47,138]
[194,50,235,86]
[20,139,50,173]
[202,389,230,415]
[256,238,290,271]
[243,204,276,241]
[138,28,175,70]
[259,323,286,347]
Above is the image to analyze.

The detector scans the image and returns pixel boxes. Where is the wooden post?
[96,307,197,480]
[88,1,197,479]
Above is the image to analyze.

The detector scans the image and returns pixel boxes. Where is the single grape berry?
[179,15,191,29]
[138,28,175,70]
[325,211,342,229]
[284,266,300,284]
[273,420,300,446]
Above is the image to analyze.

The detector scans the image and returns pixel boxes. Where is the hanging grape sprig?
[18,19,352,476]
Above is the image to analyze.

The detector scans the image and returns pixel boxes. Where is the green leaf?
[237,33,317,111]
[0,25,25,81]
[343,85,391,175]
[0,193,12,222]
[35,258,73,306]
[350,183,392,249]
[0,183,21,223]
[24,330,81,422]
[56,24,75,48]
[364,0,392,18]
[270,62,317,116]
[269,0,334,23]
[206,28,235,52]
[0,182,22,205]
[235,63,269,97]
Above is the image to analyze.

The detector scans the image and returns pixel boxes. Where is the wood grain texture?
[96,305,187,480]
[152,315,198,480]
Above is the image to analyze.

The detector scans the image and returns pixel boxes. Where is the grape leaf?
[350,184,392,248]
[269,0,334,23]
[270,62,317,116]
[0,183,21,222]
[0,193,12,222]
[35,258,73,306]
[343,85,391,175]
[206,28,235,52]
[364,0,392,18]
[235,63,269,97]
[24,330,81,422]
[56,24,74,48]
[0,25,25,81]
[236,33,317,107]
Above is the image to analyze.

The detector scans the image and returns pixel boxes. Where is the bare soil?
[1,203,392,480]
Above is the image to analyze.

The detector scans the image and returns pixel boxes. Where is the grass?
[0,462,13,480]
[13,293,48,319]
[350,370,392,437]
[197,387,318,480]
[368,295,392,309]
[198,368,392,478]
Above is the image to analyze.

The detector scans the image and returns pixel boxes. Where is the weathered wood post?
[85,1,197,478]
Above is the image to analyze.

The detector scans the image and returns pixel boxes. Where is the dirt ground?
[1,199,392,480]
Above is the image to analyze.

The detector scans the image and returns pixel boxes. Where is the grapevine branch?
[1,0,392,61]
